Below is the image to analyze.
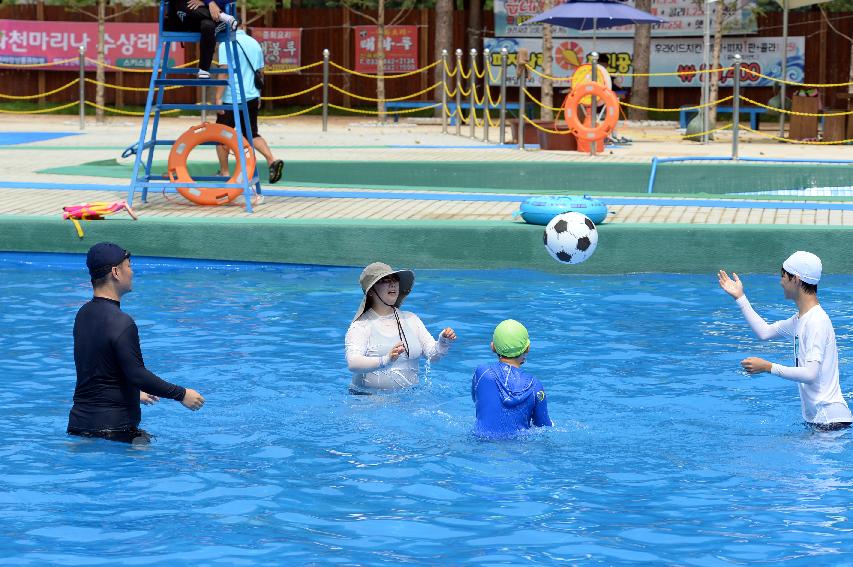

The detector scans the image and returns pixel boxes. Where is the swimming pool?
[2,253,852,564]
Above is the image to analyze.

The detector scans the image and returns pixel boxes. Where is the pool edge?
[2,215,852,274]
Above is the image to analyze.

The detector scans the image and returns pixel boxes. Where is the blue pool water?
[0,132,79,146]
[2,253,853,565]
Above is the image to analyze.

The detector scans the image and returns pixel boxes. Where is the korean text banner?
[484,36,804,88]
[254,27,301,71]
[494,0,757,38]
[0,20,183,70]
[354,25,418,73]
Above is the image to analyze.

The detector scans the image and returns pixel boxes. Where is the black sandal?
[269,159,284,184]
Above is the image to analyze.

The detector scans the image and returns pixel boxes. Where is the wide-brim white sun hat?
[352,262,415,322]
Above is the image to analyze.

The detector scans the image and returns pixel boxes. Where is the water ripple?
[0,261,852,564]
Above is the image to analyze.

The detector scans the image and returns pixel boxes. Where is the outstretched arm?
[416,316,456,362]
[735,296,783,341]
[719,270,786,340]
[115,324,186,401]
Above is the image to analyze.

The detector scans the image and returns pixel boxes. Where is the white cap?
[782,251,822,284]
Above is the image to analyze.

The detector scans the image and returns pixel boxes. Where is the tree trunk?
[37,0,45,105]
[540,0,554,121]
[849,41,853,103]
[629,0,651,120]
[377,0,386,122]
[240,0,246,26]
[96,0,106,123]
[434,0,453,116]
[708,0,724,129]
[467,0,481,54]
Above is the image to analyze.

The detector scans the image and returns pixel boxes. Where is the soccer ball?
[543,212,598,264]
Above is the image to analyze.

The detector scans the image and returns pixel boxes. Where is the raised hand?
[440,328,457,342]
[718,269,744,300]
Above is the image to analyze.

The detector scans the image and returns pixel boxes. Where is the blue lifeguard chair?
[124,0,260,212]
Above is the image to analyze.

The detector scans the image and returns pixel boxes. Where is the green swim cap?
[492,319,530,358]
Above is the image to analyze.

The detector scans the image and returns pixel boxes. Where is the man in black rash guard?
[67,242,205,444]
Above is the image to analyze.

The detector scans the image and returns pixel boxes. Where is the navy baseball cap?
[86,242,130,278]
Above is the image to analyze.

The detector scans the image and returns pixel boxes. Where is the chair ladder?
[125,0,260,212]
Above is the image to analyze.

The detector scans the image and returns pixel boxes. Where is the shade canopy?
[526,0,665,31]
[773,0,831,9]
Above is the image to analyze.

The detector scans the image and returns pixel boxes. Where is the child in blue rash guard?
[472,320,552,437]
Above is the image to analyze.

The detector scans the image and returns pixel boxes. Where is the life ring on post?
[563,82,620,143]
[167,122,256,206]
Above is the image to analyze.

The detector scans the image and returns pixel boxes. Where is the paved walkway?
[1,115,852,226]
[5,186,852,225]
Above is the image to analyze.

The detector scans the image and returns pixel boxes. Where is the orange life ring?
[167,122,256,206]
[570,64,612,106]
[563,82,620,143]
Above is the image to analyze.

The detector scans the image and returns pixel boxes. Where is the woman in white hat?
[718,251,852,430]
[345,262,457,391]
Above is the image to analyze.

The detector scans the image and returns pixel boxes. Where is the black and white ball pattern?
[543,212,599,264]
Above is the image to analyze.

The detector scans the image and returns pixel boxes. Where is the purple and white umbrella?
[526,0,665,48]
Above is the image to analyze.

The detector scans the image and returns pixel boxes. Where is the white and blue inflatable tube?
[514,195,608,226]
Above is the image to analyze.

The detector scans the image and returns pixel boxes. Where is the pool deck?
[1,114,852,273]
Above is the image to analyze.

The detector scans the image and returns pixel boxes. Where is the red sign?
[254,27,301,72]
[0,20,183,70]
[354,25,418,73]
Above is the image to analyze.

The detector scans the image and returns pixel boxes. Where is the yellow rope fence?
[0,100,79,114]
[263,103,324,119]
[329,60,438,80]
[265,60,323,74]
[261,83,323,101]
[472,61,486,79]
[329,82,440,103]
[84,101,179,116]
[523,88,562,113]
[621,95,734,113]
[85,77,179,92]
[0,79,79,99]
[741,68,853,88]
[327,102,442,115]
[485,61,502,84]
[739,95,853,118]
[472,83,485,106]
[526,64,736,82]
[523,115,571,135]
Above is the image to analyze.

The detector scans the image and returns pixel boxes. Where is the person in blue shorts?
[471,319,552,437]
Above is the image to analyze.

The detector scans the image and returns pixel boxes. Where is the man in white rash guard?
[718,251,852,431]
